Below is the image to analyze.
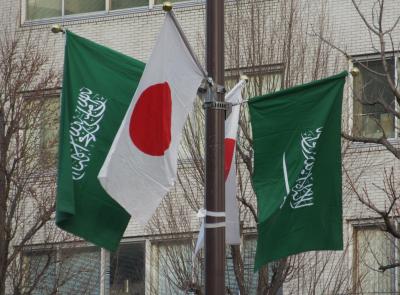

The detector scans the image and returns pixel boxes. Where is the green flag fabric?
[56,31,144,251]
[249,72,347,270]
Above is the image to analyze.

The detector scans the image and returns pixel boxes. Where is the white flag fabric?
[194,80,244,255]
[194,220,204,255]
[98,13,204,225]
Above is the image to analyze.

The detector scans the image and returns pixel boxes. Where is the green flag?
[56,31,144,251]
[249,72,347,270]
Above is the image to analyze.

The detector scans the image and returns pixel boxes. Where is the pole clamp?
[202,101,231,112]
[198,77,231,117]
[198,77,226,102]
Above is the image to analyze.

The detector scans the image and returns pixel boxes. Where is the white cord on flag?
[231,98,249,106]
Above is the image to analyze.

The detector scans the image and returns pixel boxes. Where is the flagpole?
[205,0,225,294]
[168,10,207,77]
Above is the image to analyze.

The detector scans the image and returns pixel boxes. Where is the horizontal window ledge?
[344,137,400,153]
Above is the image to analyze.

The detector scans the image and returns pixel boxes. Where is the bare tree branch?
[341,132,400,159]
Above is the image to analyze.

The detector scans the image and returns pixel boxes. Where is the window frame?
[22,0,204,24]
[149,233,260,294]
[351,220,400,294]
[22,244,101,294]
[108,240,146,294]
[22,88,61,171]
[225,63,284,93]
[350,53,399,141]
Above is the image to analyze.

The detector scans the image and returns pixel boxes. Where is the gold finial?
[240,74,249,83]
[163,1,173,12]
[51,24,65,34]
[350,67,360,77]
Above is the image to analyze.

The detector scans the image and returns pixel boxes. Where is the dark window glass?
[26,0,61,20]
[354,226,397,293]
[353,58,396,138]
[64,0,105,15]
[24,247,100,295]
[110,242,145,295]
[154,0,186,4]
[40,96,59,168]
[111,0,148,10]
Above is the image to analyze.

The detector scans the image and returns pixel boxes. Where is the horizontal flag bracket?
[202,101,231,112]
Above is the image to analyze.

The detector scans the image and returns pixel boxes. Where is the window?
[110,242,145,295]
[154,0,188,4]
[155,240,197,294]
[23,247,101,294]
[23,92,59,169]
[27,0,61,20]
[225,238,260,295]
[24,249,57,294]
[353,56,399,139]
[110,0,148,10]
[25,0,193,20]
[27,0,105,19]
[40,96,60,167]
[153,237,262,295]
[64,0,105,15]
[353,225,399,294]
[225,64,284,98]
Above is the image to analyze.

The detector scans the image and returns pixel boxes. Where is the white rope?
[231,98,249,106]
[196,208,226,218]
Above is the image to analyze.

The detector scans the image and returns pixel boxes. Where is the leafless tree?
[313,0,400,292]
[146,0,357,294]
[0,18,102,295]
[338,0,399,274]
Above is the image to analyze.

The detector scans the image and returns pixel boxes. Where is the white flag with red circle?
[194,80,244,255]
[224,80,244,245]
[98,13,204,225]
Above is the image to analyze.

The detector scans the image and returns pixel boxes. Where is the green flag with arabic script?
[56,31,144,251]
[249,72,347,270]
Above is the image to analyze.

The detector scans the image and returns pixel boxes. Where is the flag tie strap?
[197,208,226,218]
[197,209,226,228]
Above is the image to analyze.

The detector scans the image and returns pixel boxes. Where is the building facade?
[1,0,399,294]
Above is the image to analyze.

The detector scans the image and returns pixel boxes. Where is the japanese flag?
[224,81,244,245]
[194,80,244,255]
[98,13,204,225]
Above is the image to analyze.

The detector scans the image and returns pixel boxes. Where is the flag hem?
[249,71,348,104]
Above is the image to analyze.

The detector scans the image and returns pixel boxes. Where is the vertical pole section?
[205,0,225,294]
[100,248,110,295]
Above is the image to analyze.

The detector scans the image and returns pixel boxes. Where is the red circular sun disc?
[129,82,172,156]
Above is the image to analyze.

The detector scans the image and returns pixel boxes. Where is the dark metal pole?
[205,0,225,294]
